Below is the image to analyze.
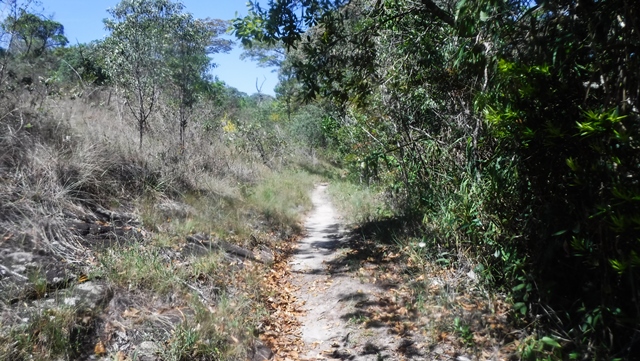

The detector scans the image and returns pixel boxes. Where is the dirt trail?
[290,184,423,360]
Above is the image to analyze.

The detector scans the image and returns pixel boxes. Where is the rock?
[467,269,477,280]
[7,252,33,263]
[254,245,275,264]
[72,281,113,309]
[185,234,273,264]
[27,281,112,311]
[63,296,79,306]
[134,341,161,361]
[250,340,274,361]
[92,206,138,225]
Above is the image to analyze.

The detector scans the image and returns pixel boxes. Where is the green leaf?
[609,259,627,274]
[552,229,567,236]
[565,157,578,172]
[513,302,527,315]
[512,283,526,292]
[540,336,561,348]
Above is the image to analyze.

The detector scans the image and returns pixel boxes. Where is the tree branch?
[419,0,455,27]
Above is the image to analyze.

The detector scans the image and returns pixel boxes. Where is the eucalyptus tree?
[241,40,304,122]
[165,15,229,148]
[104,0,234,149]
[169,17,232,148]
[103,0,185,148]
[0,4,69,100]
[54,41,109,86]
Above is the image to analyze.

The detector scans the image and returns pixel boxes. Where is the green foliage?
[233,96,288,166]
[98,245,184,294]
[240,40,285,68]
[519,335,563,361]
[53,42,109,85]
[288,103,327,150]
[328,180,387,224]
[103,0,183,147]
[2,9,68,58]
[236,0,640,358]
[4,305,86,361]
[164,14,222,147]
[0,3,70,98]
[233,0,348,48]
[453,317,474,347]
[103,0,233,149]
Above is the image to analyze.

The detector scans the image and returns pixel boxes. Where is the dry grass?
[1,88,322,242]
[1,304,83,361]
[248,169,322,233]
[0,88,325,360]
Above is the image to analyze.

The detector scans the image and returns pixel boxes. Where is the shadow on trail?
[324,216,426,359]
[324,216,422,275]
[336,289,426,358]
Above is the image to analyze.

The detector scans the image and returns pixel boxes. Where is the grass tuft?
[328,180,388,224]
[1,305,88,361]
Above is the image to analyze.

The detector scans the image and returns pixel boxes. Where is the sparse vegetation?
[3,305,82,361]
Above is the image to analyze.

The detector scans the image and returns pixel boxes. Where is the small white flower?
[418,242,426,248]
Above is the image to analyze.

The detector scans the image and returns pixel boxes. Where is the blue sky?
[39,0,278,95]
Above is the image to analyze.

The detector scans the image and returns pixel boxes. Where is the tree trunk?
[139,121,143,150]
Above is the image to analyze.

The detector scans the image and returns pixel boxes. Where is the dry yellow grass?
[0,88,327,360]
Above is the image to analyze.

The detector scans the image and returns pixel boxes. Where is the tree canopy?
[2,9,68,57]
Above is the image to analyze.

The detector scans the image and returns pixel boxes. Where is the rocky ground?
[0,202,277,360]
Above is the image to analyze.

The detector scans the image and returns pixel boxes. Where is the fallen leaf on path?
[94,341,106,355]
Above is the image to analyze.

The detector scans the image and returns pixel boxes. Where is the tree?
[240,40,303,122]
[0,2,69,99]
[54,41,109,86]
[240,40,285,69]
[274,56,301,122]
[2,9,68,58]
[165,15,214,149]
[103,0,185,149]
[104,0,233,149]
[168,17,232,148]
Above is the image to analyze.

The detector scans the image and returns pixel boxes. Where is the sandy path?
[290,184,407,360]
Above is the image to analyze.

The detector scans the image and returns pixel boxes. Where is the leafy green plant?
[27,268,49,299]
[519,335,563,361]
[453,317,474,347]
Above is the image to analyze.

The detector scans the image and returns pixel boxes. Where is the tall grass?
[248,169,322,232]
[327,180,388,224]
